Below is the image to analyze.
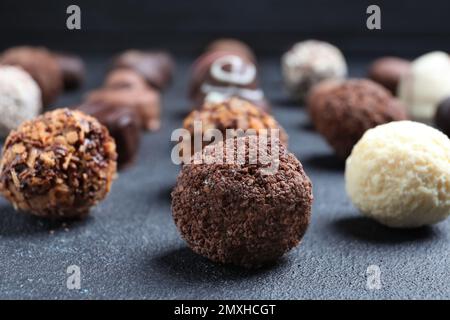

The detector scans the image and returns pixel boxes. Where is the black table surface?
[0,56,449,299]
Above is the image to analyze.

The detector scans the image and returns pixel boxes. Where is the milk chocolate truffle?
[0,46,63,106]
[436,97,450,137]
[398,51,450,121]
[86,86,161,131]
[172,136,313,268]
[182,98,287,158]
[111,50,175,91]
[206,38,256,62]
[346,121,450,228]
[104,69,149,91]
[0,66,42,137]
[307,79,408,158]
[368,57,410,94]
[189,50,265,108]
[282,40,347,100]
[77,103,141,169]
[0,109,117,219]
[54,52,85,90]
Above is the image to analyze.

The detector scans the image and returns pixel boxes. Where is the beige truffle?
[398,51,450,122]
[345,121,450,228]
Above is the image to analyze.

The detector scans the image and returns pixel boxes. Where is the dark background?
[0,0,450,57]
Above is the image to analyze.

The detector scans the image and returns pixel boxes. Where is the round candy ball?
[398,51,450,122]
[0,109,117,219]
[346,121,450,228]
[281,40,347,100]
[368,56,410,94]
[435,97,450,137]
[0,46,63,106]
[171,136,313,268]
[307,79,407,158]
[0,65,42,137]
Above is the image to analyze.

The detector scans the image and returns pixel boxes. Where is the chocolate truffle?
[77,102,141,169]
[206,38,256,62]
[86,86,161,131]
[104,68,149,91]
[307,79,408,158]
[54,52,85,91]
[0,46,63,106]
[398,51,450,121]
[171,136,313,268]
[0,109,117,219]
[282,40,347,101]
[111,50,175,91]
[368,57,410,94]
[436,97,450,137]
[182,98,287,158]
[189,50,265,108]
[346,121,450,228]
[0,66,42,137]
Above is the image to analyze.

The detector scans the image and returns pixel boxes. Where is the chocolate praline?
[368,57,410,94]
[206,38,256,62]
[0,46,63,106]
[0,109,117,219]
[307,79,408,158]
[54,52,86,91]
[435,97,450,137]
[171,136,313,268]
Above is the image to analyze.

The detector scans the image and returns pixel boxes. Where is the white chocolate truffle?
[0,66,42,136]
[345,121,450,228]
[398,51,450,122]
[281,40,347,100]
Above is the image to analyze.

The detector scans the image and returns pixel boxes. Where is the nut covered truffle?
[171,136,313,268]
[308,79,408,158]
[182,98,288,158]
[0,46,63,106]
[0,65,42,137]
[0,109,117,219]
[346,121,450,228]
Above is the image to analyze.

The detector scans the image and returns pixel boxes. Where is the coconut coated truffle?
[171,136,313,268]
[182,98,288,158]
[281,40,347,100]
[346,121,450,228]
[0,46,63,106]
[0,109,117,219]
[0,66,42,137]
[398,51,450,121]
[307,79,408,158]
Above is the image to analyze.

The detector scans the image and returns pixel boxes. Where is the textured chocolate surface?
[308,79,408,158]
[55,52,86,91]
[435,97,450,137]
[77,103,141,169]
[0,46,63,106]
[172,136,313,268]
[111,50,175,91]
[0,57,449,299]
[368,57,410,94]
[0,109,117,218]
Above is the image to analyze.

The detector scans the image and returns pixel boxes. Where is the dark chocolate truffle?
[0,46,63,106]
[189,50,265,109]
[0,109,117,219]
[54,52,85,90]
[86,86,161,131]
[111,50,175,91]
[307,79,408,158]
[104,68,149,91]
[171,136,313,268]
[206,38,256,62]
[77,103,141,169]
[182,98,287,157]
[368,57,410,94]
[435,97,450,137]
